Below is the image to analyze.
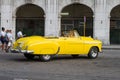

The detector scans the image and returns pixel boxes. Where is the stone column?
[0,0,16,40]
[12,15,16,41]
[94,0,110,45]
[45,0,59,37]
[1,0,12,30]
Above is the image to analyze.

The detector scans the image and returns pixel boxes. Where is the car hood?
[81,36,102,44]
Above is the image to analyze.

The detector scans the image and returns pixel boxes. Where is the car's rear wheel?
[39,55,51,62]
[88,47,98,59]
[24,54,35,60]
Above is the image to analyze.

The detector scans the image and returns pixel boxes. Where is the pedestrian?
[17,29,25,39]
[5,30,13,52]
[69,30,75,37]
[4,30,9,51]
[0,27,6,51]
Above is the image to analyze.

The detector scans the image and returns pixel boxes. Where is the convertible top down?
[11,30,102,61]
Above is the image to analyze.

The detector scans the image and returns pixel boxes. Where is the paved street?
[0,50,120,80]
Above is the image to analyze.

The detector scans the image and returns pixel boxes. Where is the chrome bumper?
[11,49,34,54]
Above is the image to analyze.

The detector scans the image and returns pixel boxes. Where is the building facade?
[0,0,120,45]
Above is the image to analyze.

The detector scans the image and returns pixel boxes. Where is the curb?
[102,46,120,50]
[102,48,120,50]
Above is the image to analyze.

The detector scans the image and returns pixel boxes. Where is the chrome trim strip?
[11,49,34,54]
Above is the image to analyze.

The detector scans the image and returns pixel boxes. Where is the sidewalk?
[102,45,120,50]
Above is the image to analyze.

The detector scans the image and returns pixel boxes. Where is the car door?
[63,37,84,54]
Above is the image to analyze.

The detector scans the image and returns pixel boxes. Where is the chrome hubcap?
[92,50,97,57]
[43,55,51,60]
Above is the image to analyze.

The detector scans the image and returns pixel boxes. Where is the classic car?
[11,30,102,62]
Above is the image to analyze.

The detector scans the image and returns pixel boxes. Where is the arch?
[15,3,45,37]
[108,0,120,15]
[60,3,94,37]
[16,4,45,18]
[110,5,120,44]
[13,2,45,16]
[59,1,94,14]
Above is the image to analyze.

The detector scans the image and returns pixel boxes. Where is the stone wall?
[0,0,120,45]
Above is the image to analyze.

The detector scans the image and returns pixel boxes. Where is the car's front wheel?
[24,54,35,60]
[39,55,52,62]
[88,47,98,59]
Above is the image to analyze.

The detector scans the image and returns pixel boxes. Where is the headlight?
[17,42,28,50]
[18,42,23,48]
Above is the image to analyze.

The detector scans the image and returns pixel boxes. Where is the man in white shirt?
[17,31,23,39]
[0,27,6,51]
[5,30,13,52]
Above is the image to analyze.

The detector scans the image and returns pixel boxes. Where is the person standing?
[17,30,23,39]
[5,30,13,52]
[0,27,6,51]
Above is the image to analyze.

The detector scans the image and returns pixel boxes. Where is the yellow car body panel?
[11,30,102,56]
[58,37,84,54]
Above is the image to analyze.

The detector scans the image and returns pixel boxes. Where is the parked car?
[11,30,102,62]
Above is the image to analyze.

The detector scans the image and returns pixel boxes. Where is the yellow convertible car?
[11,30,102,62]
